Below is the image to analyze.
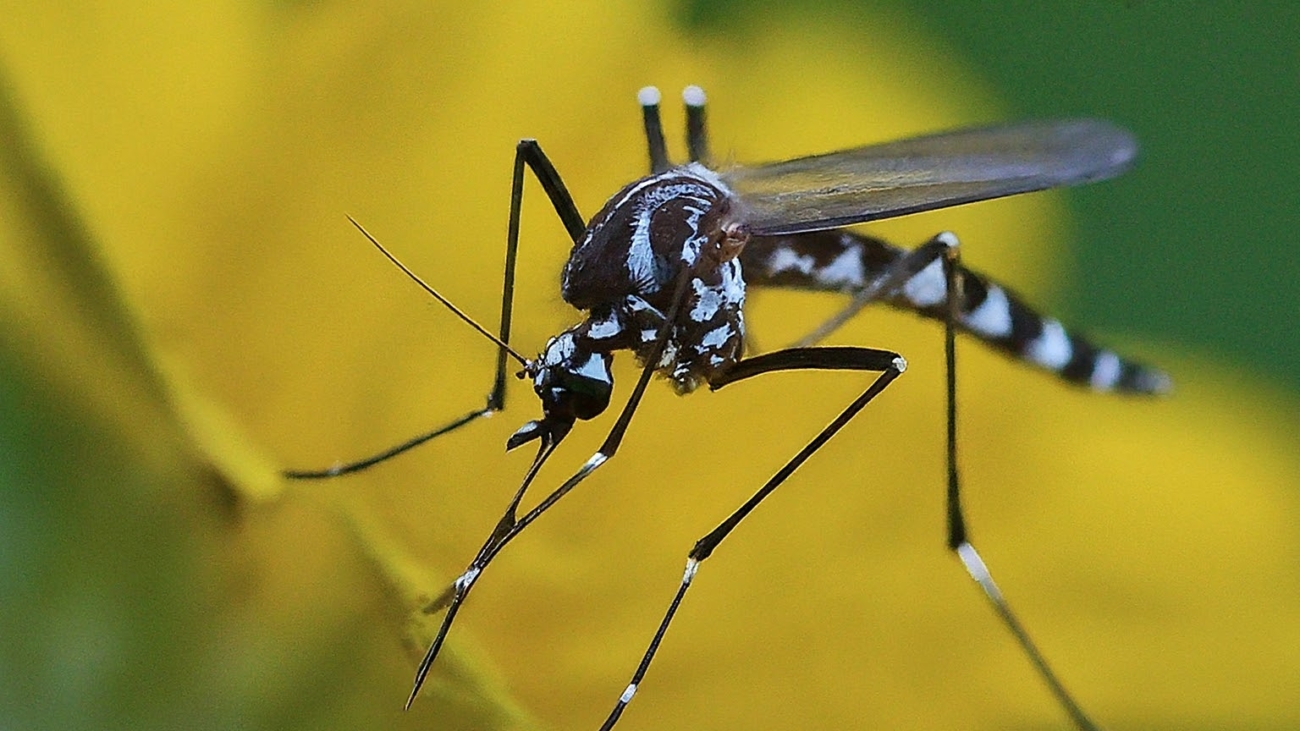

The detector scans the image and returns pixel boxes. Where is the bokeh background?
[2,2,1298,731]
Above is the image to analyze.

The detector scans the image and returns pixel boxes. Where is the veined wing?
[720,119,1137,237]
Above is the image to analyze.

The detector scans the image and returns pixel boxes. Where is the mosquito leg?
[283,409,494,479]
[403,365,640,709]
[599,345,906,730]
[283,140,585,479]
[406,433,559,708]
[936,237,1103,731]
[683,85,709,165]
[405,270,694,709]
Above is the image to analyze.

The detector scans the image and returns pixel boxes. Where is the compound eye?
[558,373,612,420]
[536,351,613,423]
[559,350,613,420]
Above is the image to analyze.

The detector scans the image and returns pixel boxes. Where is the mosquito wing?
[720,119,1137,237]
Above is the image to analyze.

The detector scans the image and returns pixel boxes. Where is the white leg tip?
[956,541,1003,601]
[583,452,609,472]
[638,86,661,107]
[682,557,701,584]
[955,542,988,581]
[455,566,482,592]
[682,85,706,107]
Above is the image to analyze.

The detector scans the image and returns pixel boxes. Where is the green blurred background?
[686,0,1300,395]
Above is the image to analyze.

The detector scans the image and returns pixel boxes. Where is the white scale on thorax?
[536,328,613,388]
[540,331,576,367]
[626,167,722,293]
[585,308,623,341]
[604,164,748,377]
[572,351,611,384]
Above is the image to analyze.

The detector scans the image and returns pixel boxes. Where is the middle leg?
[598,345,906,730]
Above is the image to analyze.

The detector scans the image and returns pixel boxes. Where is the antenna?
[346,215,528,366]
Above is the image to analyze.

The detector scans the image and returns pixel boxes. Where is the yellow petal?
[4,2,1298,731]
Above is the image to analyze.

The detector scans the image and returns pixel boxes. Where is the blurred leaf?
[0,12,533,731]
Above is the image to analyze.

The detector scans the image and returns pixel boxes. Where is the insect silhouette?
[286,86,1170,730]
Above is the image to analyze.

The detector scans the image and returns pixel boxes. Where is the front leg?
[283,139,585,478]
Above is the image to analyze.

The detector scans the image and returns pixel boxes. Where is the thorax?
[555,163,749,392]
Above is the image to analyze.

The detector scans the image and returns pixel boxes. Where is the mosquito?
[286,85,1170,730]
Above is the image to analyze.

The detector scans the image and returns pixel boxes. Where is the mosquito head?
[507,331,614,451]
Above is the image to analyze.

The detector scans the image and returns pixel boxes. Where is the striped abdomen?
[740,230,1169,394]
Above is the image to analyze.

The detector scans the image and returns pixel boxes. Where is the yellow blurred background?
[2,2,1298,730]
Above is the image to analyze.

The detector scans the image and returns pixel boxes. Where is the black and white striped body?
[528,163,1166,439]
[529,164,746,429]
[316,88,1175,727]
[742,230,1170,393]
